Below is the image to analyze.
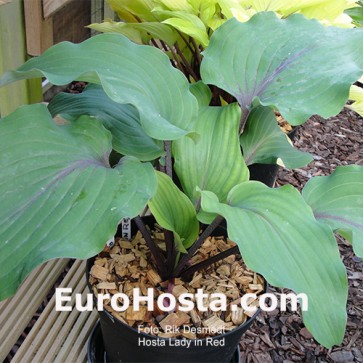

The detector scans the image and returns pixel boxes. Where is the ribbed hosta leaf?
[345,4,363,27]
[0,33,197,141]
[200,183,347,348]
[148,172,199,251]
[155,0,194,12]
[48,84,163,161]
[173,103,249,213]
[201,13,363,125]
[0,104,157,300]
[240,106,313,168]
[302,165,363,257]
[88,21,178,46]
[153,8,210,46]
[189,81,212,107]
[106,0,155,22]
[242,0,351,22]
[348,84,363,117]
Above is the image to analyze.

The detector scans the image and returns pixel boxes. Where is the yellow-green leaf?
[106,0,156,22]
[173,103,249,214]
[148,172,199,250]
[348,84,363,116]
[154,8,210,46]
[88,21,178,46]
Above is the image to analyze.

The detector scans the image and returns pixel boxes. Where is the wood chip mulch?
[89,230,265,339]
[242,107,363,363]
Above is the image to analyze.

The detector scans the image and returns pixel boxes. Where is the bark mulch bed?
[241,108,363,363]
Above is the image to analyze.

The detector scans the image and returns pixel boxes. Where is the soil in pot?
[88,223,265,363]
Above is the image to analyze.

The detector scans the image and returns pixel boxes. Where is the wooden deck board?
[57,310,98,363]
[10,259,97,363]
[0,259,69,362]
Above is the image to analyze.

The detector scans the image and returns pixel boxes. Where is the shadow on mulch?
[241,108,363,363]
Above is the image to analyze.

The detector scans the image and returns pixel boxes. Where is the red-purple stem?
[173,215,224,276]
[180,245,239,280]
[134,216,167,279]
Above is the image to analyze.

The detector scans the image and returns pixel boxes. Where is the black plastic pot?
[86,217,265,363]
[247,126,299,187]
[87,320,242,363]
[86,257,261,363]
[248,163,279,187]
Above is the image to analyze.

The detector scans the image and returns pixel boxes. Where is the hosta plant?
[90,0,363,166]
[0,12,363,349]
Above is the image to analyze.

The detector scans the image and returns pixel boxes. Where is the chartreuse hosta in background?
[1,12,363,349]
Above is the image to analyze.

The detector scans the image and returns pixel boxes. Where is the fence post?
[0,0,42,117]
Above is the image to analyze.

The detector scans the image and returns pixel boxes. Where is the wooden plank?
[11,260,84,363]
[0,295,10,312]
[31,276,87,362]
[0,259,69,362]
[104,0,115,19]
[55,309,98,363]
[41,277,88,361]
[24,0,53,56]
[52,0,91,44]
[91,0,116,37]
[0,0,42,116]
[63,311,98,363]
[12,260,98,363]
[91,0,103,24]
[43,0,73,18]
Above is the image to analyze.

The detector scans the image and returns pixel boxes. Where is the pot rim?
[87,320,243,363]
[86,256,267,342]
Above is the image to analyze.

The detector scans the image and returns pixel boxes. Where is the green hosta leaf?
[48,84,163,161]
[154,0,194,12]
[189,81,212,107]
[302,165,363,257]
[198,0,219,26]
[88,21,178,46]
[240,106,313,168]
[173,103,249,212]
[201,13,363,126]
[88,21,143,44]
[0,33,198,141]
[207,15,226,31]
[200,183,348,348]
[345,4,363,27]
[216,0,239,18]
[221,0,352,25]
[107,0,156,22]
[148,171,199,251]
[295,0,352,24]
[243,0,350,22]
[0,104,157,300]
[348,84,363,117]
[153,8,210,46]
